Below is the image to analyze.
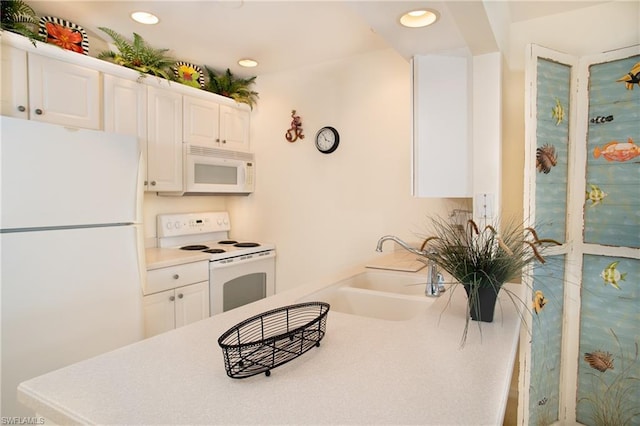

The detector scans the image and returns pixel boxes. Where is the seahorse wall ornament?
[285,109,304,142]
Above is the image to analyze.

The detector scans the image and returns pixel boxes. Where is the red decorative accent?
[45,22,83,54]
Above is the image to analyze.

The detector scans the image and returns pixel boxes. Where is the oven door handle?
[210,250,276,268]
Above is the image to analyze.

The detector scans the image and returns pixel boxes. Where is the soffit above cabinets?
[29,1,613,76]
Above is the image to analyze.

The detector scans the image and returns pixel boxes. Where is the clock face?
[315,127,339,154]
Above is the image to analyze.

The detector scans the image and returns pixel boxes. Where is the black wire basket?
[217,301,330,379]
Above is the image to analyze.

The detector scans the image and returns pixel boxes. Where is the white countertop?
[145,247,211,270]
[18,255,522,425]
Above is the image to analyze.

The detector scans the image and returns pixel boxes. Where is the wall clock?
[315,126,340,154]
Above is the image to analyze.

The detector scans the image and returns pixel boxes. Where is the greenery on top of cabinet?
[98,27,174,80]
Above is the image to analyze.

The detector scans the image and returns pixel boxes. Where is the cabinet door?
[174,281,210,328]
[219,105,250,151]
[1,46,29,119]
[103,75,147,139]
[103,75,148,187]
[143,289,176,338]
[412,55,470,197]
[147,86,183,191]
[27,53,101,129]
[183,96,220,146]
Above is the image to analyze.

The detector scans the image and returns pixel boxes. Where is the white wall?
[229,48,468,293]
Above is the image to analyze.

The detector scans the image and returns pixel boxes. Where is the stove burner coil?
[180,245,209,251]
[203,249,226,254]
[234,242,260,248]
[218,240,238,245]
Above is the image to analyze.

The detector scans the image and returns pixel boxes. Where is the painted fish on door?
[593,137,639,162]
[616,62,640,90]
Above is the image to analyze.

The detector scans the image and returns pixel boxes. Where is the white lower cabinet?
[143,281,209,338]
[144,261,209,338]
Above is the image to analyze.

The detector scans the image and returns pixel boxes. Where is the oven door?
[209,251,276,315]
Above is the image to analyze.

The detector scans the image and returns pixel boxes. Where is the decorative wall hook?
[285,109,304,142]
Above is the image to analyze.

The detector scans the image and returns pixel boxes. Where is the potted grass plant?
[419,216,560,340]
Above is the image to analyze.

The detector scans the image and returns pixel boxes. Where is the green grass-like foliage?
[579,329,640,426]
[98,27,173,80]
[0,0,42,44]
[421,216,561,345]
[204,66,259,109]
[421,216,559,290]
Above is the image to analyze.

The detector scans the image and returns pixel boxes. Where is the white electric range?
[157,212,276,315]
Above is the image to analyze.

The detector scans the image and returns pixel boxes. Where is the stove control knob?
[174,221,182,229]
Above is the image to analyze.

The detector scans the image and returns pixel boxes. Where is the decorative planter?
[463,284,500,323]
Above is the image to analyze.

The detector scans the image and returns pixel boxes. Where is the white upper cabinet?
[1,46,101,129]
[147,85,183,192]
[412,52,502,209]
[103,74,147,139]
[27,53,101,129]
[183,96,220,146]
[412,54,471,198]
[183,96,250,151]
[1,46,29,119]
[219,105,250,151]
[1,30,253,193]
[103,75,149,188]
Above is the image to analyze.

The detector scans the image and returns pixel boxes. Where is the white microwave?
[160,145,255,195]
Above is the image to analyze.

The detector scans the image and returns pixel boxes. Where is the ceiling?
[28,1,610,78]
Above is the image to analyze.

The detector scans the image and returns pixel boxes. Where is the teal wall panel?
[584,55,640,248]
[528,256,566,426]
[535,59,571,243]
[577,255,639,425]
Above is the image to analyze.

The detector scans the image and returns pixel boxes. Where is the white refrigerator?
[0,116,145,417]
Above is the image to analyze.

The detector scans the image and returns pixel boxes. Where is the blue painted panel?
[584,55,640,248]
[528,255,566,426]
[576,255,640,425]
[534,58,571,243]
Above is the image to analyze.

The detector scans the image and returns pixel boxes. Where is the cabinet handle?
[222,139,227,144]
[172,274,179,279]
[150,181,157,186]
[215,138,220,143]
[34,108,43,115]
[17,105,26,112]
[169,295,175,301]
[178,293,183,299]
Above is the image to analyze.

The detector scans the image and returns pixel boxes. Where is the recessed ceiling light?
[238,58,258,68]
[400,9,439,28]
[131,11,159,25]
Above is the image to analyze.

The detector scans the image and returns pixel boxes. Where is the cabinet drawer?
[146,261,208,295]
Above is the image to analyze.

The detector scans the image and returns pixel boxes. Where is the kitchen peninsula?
[18,254,521,425]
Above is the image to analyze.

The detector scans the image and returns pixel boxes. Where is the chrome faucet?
[375,235,426,257]
[375,235,444,297]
